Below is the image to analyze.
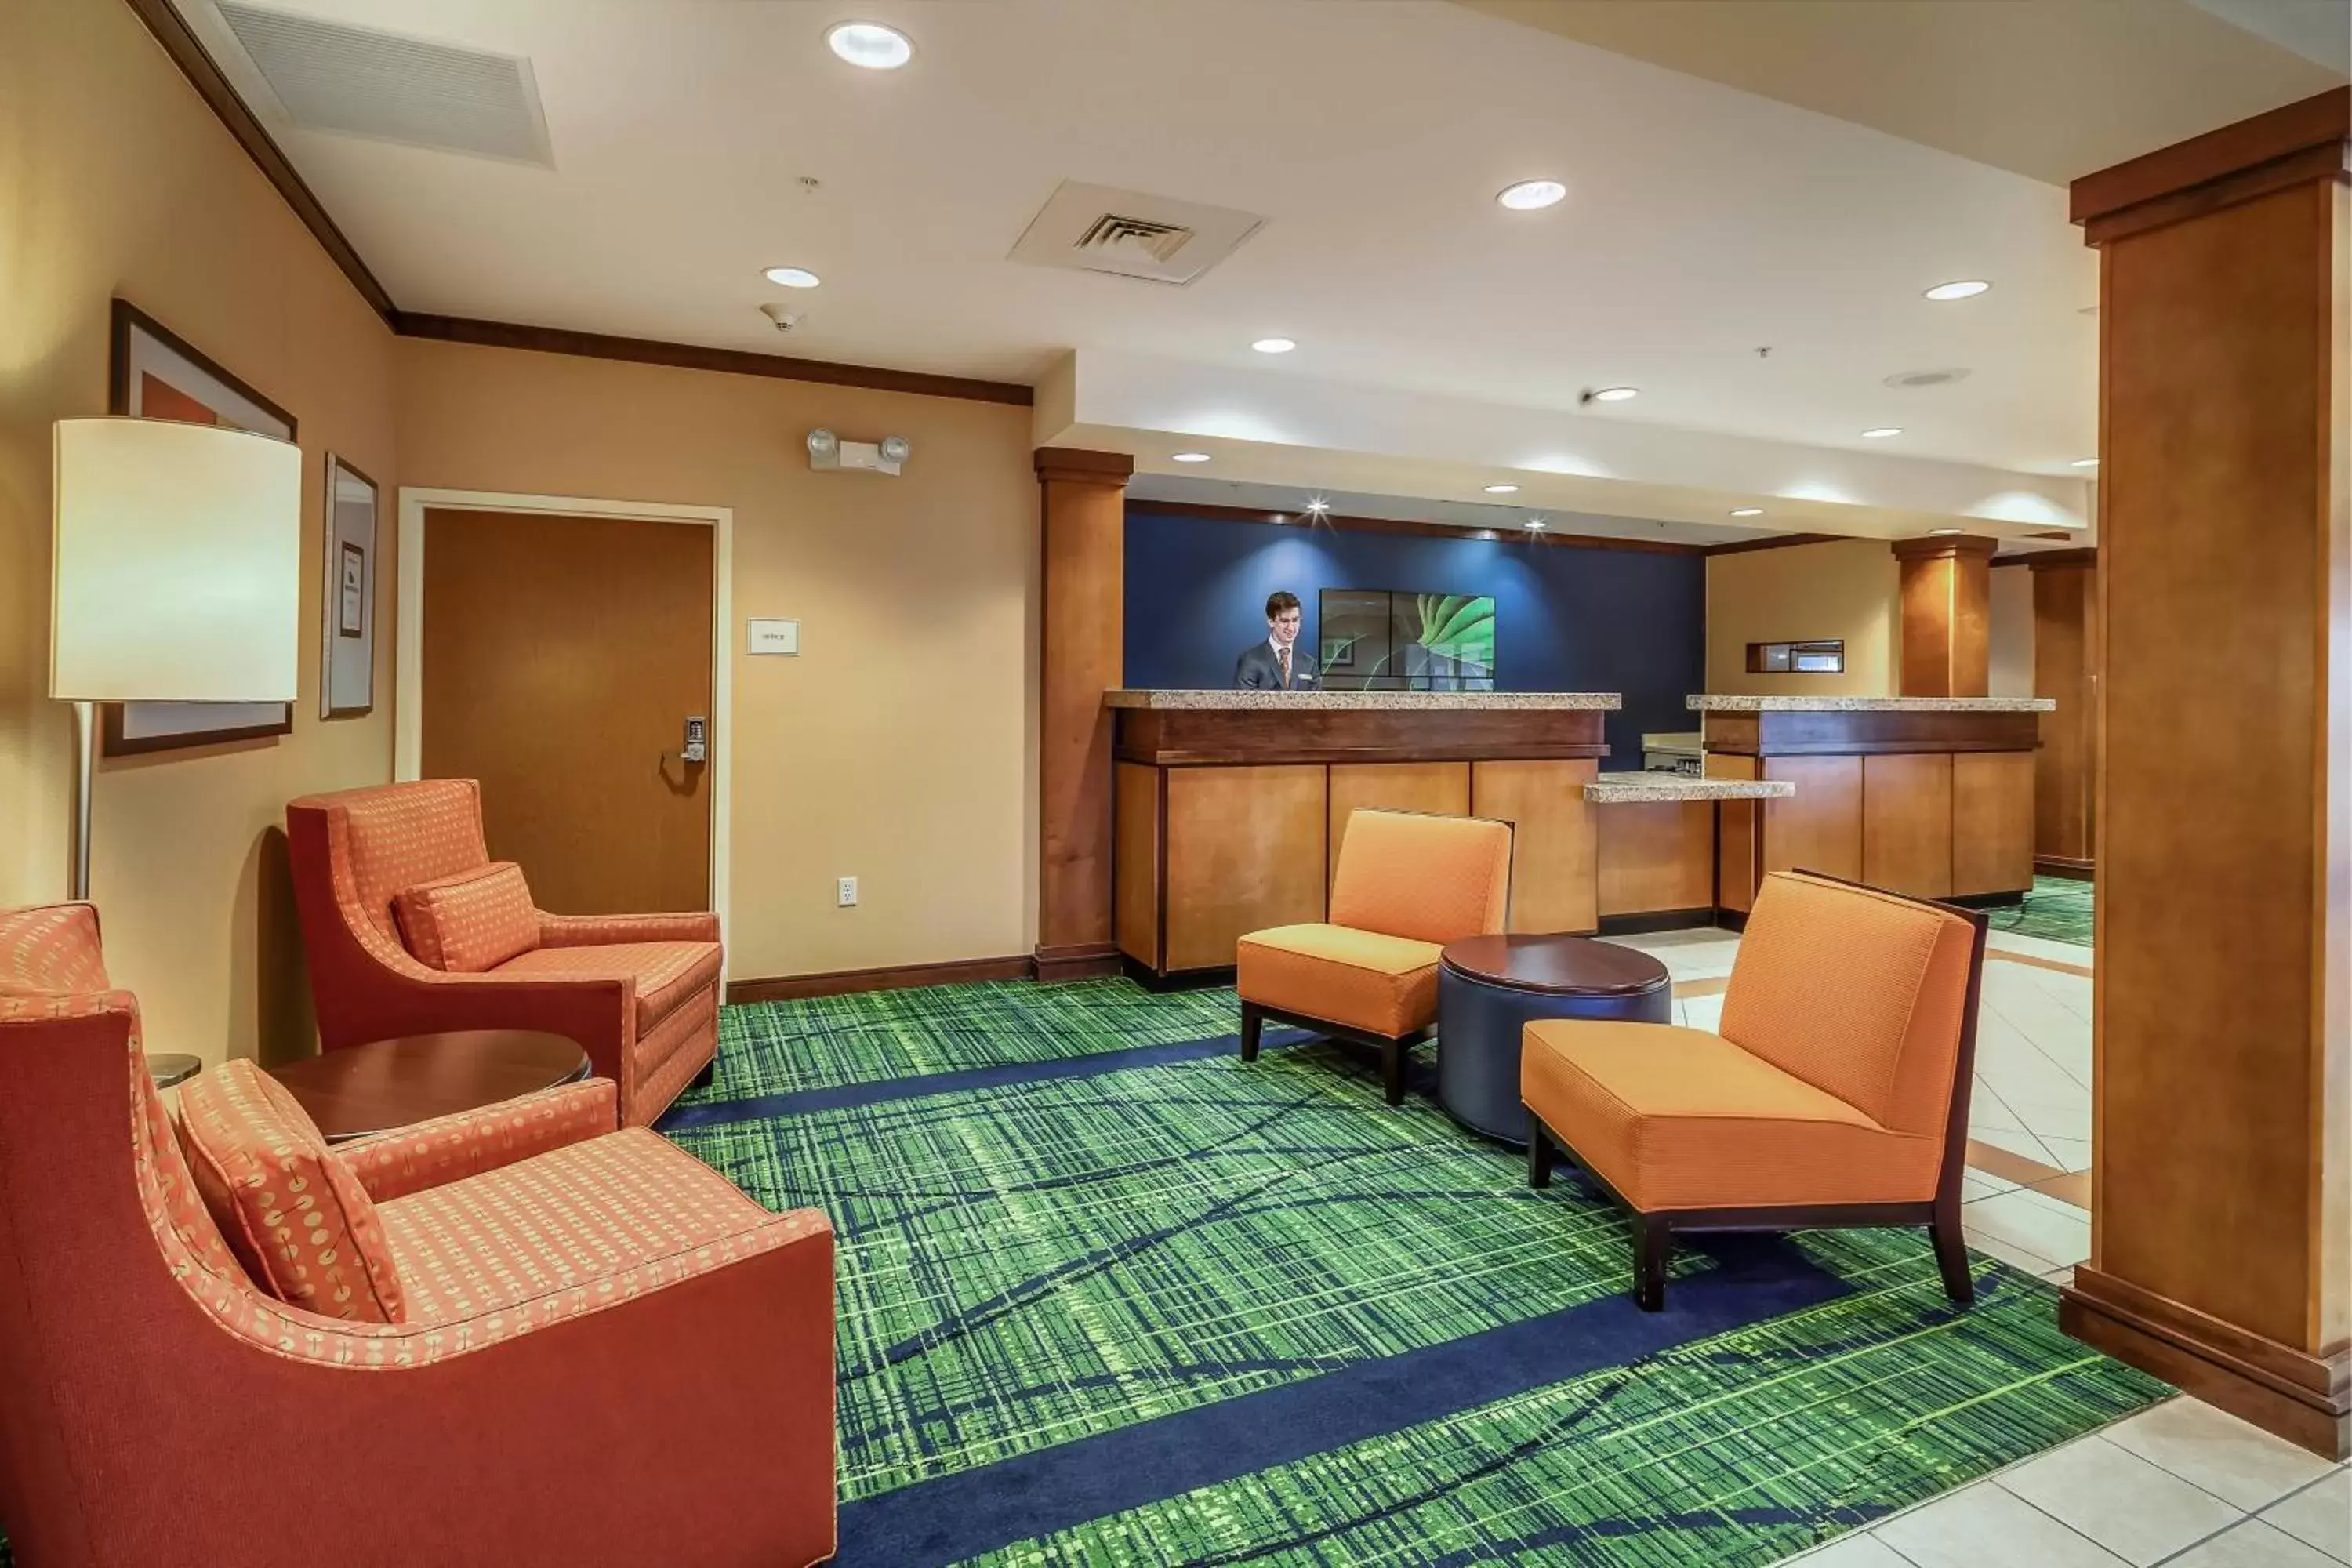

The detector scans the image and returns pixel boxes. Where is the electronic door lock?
[680,716,707,765]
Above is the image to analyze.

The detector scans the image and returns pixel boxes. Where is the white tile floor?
[1778,1396,2350,1567]
[1600,927,2350,1568]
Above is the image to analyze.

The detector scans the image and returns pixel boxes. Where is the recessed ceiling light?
[1860,426,1904,439]
[1171,451,1211,463]
[2071,457,2100,468]
[1483,483,1519,495]
[1590,387,1639,402]
[1251,337,1296,354]
[826,20,914,70]
[1304,495,1331,515]
[1929,527,1964,536]
[1923,279,1991,301]
[1497,179,1567,211]
[764,266,822,289]
[1523,517,1547,531]
[1729,506,1765,517]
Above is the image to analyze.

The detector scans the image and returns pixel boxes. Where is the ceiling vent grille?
[1883,367,1970,390]
[1011,181,1264,285]
[214,2,555,168]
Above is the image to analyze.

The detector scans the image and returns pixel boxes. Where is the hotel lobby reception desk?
[1108,691,1617,980]
[1696,695,2054,914]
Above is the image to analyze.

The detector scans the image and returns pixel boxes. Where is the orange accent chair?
[286,779,722,1127]
[1237,808,1513,1105]
[1523,870,1987,1311]
[0,902,836,1568]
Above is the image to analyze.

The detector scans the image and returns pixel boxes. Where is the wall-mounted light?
[806,427,910,476]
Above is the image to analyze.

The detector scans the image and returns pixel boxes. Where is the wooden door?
[420,508,713,914]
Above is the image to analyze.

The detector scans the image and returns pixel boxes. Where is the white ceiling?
[175,0,2335,500]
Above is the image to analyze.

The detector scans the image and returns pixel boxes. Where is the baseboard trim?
[726,954,1034,1004]
[1596,909,1722,936]
[1032,942,1123,983]
[2063,1266,2351,1459]
[2035,855,2096,883]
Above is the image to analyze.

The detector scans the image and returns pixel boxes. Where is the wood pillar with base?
[1034,448,1134,982]
[1893,535,1998,698]
[2029,549,2099,877]
[2059,87,2351,1459]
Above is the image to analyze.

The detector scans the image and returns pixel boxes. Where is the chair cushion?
[1237,923,1445,1040]
[491,941,723,1033]
[1329,810,1513,946]
[174,1061,407,1322]
[1722,872,1977,1135]
[394,862,540,973]
[377,1127,777,1321]
[1521,1018,1942,1211]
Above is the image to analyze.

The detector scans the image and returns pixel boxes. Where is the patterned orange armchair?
[286,779,721,1127]
[0,902,835,1568]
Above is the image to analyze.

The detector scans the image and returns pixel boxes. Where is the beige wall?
[1703,538,1900,695]
[393,341,1039,984]
[1987,561,2035,698]
[2,0,399,1066]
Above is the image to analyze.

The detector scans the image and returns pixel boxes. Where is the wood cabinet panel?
[1759,755,1863,883]
[1597,800,1715,916]
[1163,765,1327,971]
[2033,561,2099,867]
[1862,753,1955,898]
[1708,753,1762,914]
[1327,762,1472,891]
[1113,762,1162,967]
[1471,760,1599,934]
[1952,751,2036,896]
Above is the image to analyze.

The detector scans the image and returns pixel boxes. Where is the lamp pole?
[70,701,94,901]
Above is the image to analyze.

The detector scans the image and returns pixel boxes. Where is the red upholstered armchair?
[286,779,722,1127]
[0,902,836,1568]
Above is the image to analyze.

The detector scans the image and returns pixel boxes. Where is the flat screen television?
[1318,589,1497,691]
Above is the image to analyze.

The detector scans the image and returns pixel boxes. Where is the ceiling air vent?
[1010,181,1265,285]
[213,2,555,168]
[1883,367,1971,390]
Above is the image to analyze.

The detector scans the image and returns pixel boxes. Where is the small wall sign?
[747,618,800,655]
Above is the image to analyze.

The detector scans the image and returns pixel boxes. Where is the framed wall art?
[103,299,299,755]
[323,457,378,718]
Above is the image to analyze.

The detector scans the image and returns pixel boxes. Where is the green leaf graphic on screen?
[1418,594,1495,669]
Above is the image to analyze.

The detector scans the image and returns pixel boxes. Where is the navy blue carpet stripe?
[833,1232,1864,1566]
[659,1027,1315,1131]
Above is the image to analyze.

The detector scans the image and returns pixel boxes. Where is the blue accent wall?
[1123,509,1704,769]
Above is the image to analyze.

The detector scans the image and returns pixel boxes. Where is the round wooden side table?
[1436,934,1671,1144]
[264,1030,591,1143]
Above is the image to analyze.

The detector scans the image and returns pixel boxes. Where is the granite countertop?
[1585,773,1796,804]
[1687,695,2055,713]
[1105,690,1622,710]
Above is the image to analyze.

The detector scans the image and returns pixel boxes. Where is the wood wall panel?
[1759,756,1863,883]
[1708,754,1763,913]
[2033,561,2100,868]
[1952,750,2037,896]
[1894,538,1995,698]
[1597,800,1715,916]
[1113,762,1162,968]
[1472,760,1599,934]
[1035,450,1131,971]
[1327,762,1471,891]
[2060,89,2350,1457]
[1163,765,1327,971]
[1861,752,1955,898]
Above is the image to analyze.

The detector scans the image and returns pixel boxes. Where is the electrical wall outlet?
[837,876,858,908]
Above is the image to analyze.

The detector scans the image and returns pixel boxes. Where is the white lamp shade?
[51,417,303,702]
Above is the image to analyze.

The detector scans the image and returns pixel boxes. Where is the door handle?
[675,716,707,765]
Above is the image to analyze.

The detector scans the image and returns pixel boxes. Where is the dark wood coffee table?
[1436,934,1671,1144]
[266,1030,592,1143]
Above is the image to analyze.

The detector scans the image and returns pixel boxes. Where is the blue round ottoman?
[1437,934,1672,1144]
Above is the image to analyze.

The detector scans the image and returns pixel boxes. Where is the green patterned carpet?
[660,978,2166,1566]
[1989,875,2093,948]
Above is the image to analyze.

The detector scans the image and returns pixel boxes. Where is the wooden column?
[1893,535,1997,697]
[2060,88,2350,1458]
[1035,448,1133,981]
[2030,549,2099,875]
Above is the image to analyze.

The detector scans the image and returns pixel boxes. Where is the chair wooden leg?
[1633,1214,1671,1312]
[1381,1039,1404,1105]
[1240,1003,1263,1063]
[1526,1112,1553,1189]
[1931,1189,1975,1306]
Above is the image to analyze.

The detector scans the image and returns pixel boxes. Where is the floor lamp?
[50,417,303,899]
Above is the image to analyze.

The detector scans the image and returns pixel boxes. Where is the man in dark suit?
[1234,590,1317,690]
